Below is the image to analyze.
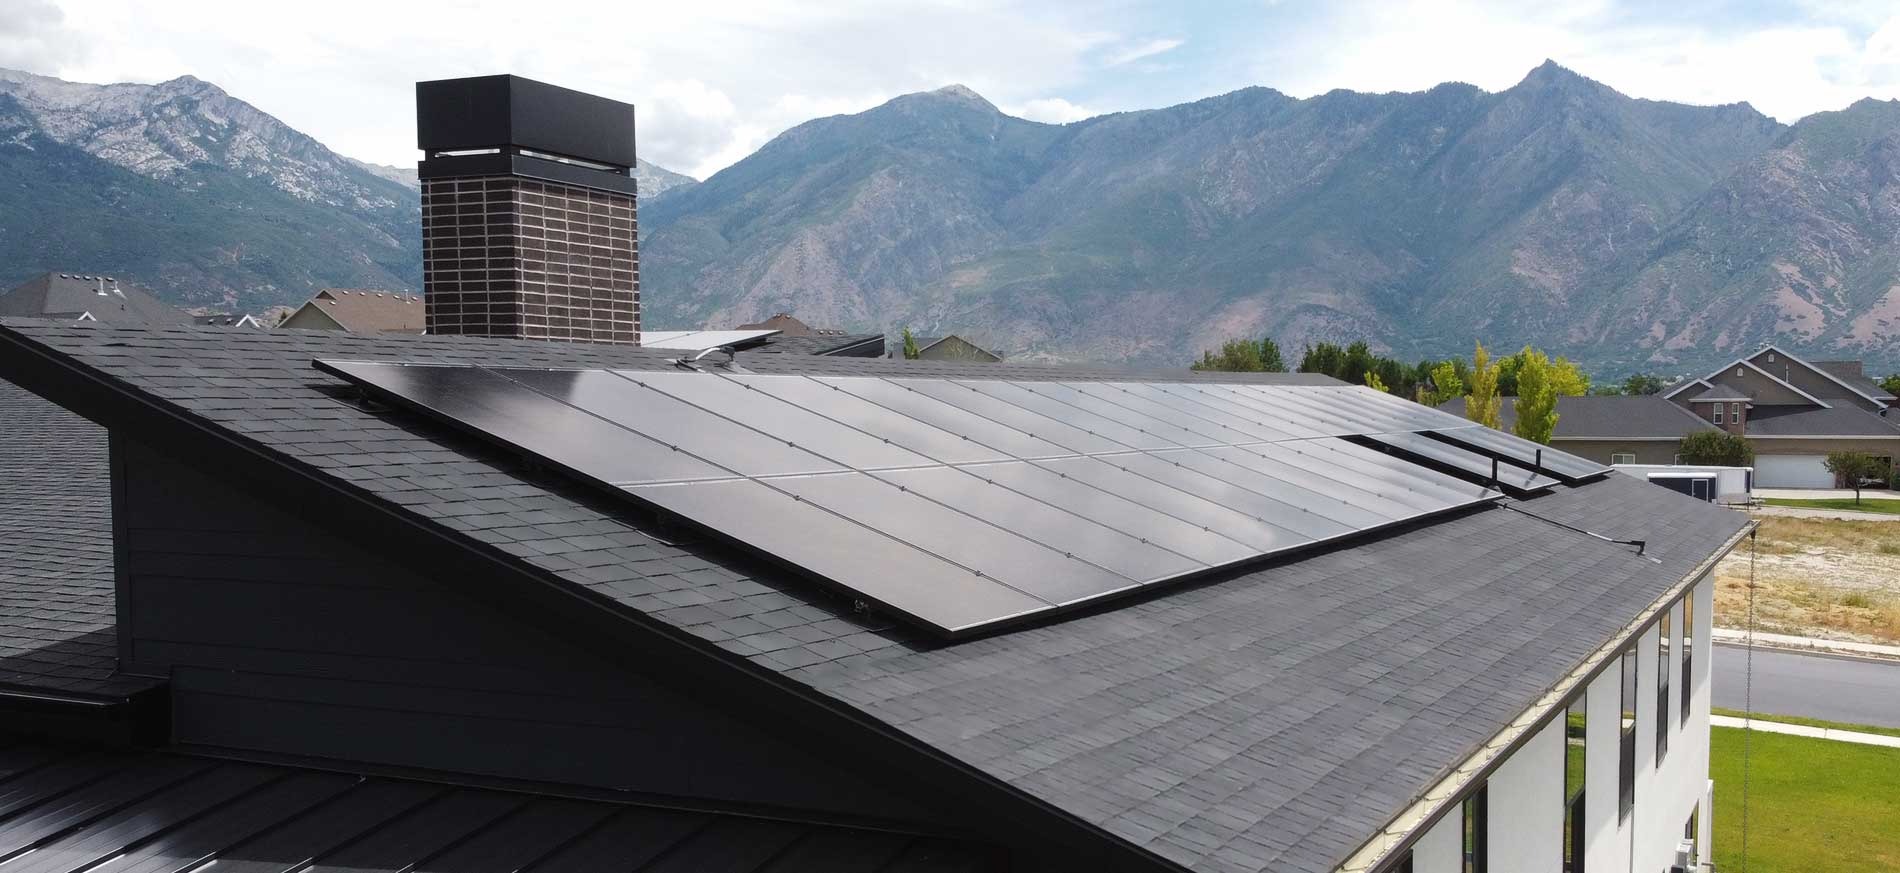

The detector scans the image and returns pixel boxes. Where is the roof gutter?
[1332,518,1755,873]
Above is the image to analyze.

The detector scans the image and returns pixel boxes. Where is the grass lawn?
[1712,707,1900,739]
[1761,497,1900,515]
[1712,726,1900,872]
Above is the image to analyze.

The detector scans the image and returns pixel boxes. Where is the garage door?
[1755,454,1834,488]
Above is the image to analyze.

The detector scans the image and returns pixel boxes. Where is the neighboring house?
[733,312,887,356]
[0,75,1748,873]
[0,272,189,326]
[901,334,1003,362]
[279,288,427,334]
[1438,395,1720,466]
[191,312,265,328]
[1439,346,1900,488]
[736,312,824,335]
[1663,347,1900,488]
[742,332,885,356]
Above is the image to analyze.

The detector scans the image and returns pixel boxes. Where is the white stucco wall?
[1411,799,1463,873]
[1487,716,1565,872]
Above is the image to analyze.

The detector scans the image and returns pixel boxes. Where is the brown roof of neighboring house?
[297,289,425,334]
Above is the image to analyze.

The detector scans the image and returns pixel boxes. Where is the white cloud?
[1009,97,1100,123]
[1106,37,1185,66]
[1249,0,1900,123]
[0,0,84,72]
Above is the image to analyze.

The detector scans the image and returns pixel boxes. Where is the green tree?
[1259,338,1287,373]
[1621,373,1666,395]
[1191,338,1266,372]
[1465,341,1502,429]
[1513,347,1560,444]
[1879,374,1900,397]
[901,328,920,360]
[1364,371,1389,393]
[1824,452,1885,504]
[1548,356,1590,396]
[1677,432,1753,467]
[1417,360,1465,407]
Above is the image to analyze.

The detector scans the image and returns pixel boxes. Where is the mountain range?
[2,65,1897,373]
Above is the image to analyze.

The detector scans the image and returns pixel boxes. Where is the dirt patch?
[1715,516,1900,644]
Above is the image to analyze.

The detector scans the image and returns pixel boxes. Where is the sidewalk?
[1711,714,1900,749]
[1751,505,1900,522]
[1711,627,1900,661]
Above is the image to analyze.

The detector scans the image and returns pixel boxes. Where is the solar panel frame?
[316,360,1506,638]
[1356,430,1562,494]
[1425,424,1614,482]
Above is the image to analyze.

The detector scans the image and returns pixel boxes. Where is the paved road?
[1713,643,1900,729]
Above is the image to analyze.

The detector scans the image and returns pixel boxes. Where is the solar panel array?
[316,361,1603,637]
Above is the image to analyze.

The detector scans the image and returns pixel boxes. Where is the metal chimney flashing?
[416,74,637,171]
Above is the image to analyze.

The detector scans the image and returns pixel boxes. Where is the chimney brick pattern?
[422,175,639,344]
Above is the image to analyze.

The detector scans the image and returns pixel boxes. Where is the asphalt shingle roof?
[0,273,188,327]
[0,320,1748,873]
[0,378,155,698]
[1438,395,1719,440]
[1745,404,1900,437]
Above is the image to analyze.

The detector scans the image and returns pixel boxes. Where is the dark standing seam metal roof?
[1437,395,1719,439]
[740,333,886,356]
[0,378,155,699]
[0,736,994,872]
[0,321,1748,873]
[1744,404,1900,437]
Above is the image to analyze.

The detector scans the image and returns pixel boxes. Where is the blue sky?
[3,0,1896,178]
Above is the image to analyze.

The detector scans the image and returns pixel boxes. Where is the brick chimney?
[417,75,639,344]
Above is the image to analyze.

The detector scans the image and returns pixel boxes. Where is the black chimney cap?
[416,74,636,169]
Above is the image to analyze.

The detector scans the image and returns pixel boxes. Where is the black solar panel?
[1425,425,1613,482]
[317,361,1502,637]
[1358,430,1562,493]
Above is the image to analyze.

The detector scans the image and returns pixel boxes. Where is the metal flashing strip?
[1333,520,1755,873]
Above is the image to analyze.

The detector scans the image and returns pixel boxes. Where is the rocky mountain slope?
[646,63,1878,370]
[0,69,693,312]
[2,64,1896,372]
[0,69,421,310]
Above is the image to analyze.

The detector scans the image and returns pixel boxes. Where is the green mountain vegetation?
[642,63,1900,373]
[4,64,1898,376]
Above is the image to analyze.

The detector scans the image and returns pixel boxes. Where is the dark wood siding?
[116,437,930,821]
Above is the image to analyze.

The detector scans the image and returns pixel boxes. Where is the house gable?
[1745,346,1891,411]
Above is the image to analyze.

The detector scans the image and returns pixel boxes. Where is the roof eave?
[1334,519,1755,873]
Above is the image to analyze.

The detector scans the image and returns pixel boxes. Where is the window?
[1391,851,1414,873]
[1464,784,1488,873]
[1656,614,1671,761]
[1611,452,1636,465]
[1619,650,1637,821]
[1710,405,1724,424]
[1736,367,1745,377]
[1682,597,1695,724]
[1730,402,1741,422]
[1766,352,1775,363]
[1563,700,1586,872]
